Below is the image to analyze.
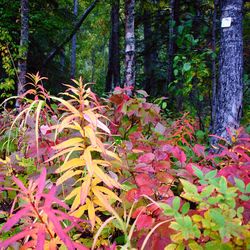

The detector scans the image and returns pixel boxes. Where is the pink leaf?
[44,209,75,250]
[193,144,205,157]
[172,147,186,163]
[1,207,30,232]
[138,153,155,164]
[0,228,36,249]
[136,214,154,231]
[12,176,28,193]
[40,125,50,135]
[36,225,46,250]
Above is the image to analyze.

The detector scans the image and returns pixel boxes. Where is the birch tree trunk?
[211,0,219,130]
[106,0,120,92]
[71,0,78,79]
[212,0,244,146]
[124,0,135,95]
[17,0,29,98]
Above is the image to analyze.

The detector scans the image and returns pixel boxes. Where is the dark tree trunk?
[167,0,179,88]
[211,0,219,130]
[212,0,244,145]
[143,3,157,96]
[105,0,120,92]
[124,0,135,95]
[71,0,78,79]
[17,0,29,99]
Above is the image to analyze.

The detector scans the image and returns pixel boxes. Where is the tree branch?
[42,0,99,70]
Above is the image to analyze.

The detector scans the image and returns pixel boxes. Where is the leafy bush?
[0,75,249,249]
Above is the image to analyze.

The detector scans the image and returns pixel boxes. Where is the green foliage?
[0,29,17,99]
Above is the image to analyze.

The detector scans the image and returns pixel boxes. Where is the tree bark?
[42,0,98,70]
[167,0,179,88]
[211,0,219,130]
[143,3,157,96]
[17,0,29,98]
[105,0,120,92]
[71,0,78,79]
[212,0,244,145]
[124,0,135,95]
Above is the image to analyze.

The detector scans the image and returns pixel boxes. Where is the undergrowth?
[0,74,249,250]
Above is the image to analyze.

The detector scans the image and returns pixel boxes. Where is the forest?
[0,0,250,249]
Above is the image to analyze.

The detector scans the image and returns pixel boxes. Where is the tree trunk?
[143,3,157,96]
[212,0,244,145]
[167,0,179,88]
[105,0,120,92]
[124,0,135,95]
[17,0,29,99]
[71,0,78,79]
[211,0,219,130]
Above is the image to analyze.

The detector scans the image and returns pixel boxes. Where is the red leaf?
[135,174,156,188]
[139,185,154,196]
[138,153,155,164]
[136,214,154,231]
[172,147,186,163]
[153,161,170,171]
[126,188,140,202]
[193,144,205,157]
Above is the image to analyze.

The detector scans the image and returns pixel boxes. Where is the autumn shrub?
[0,77,249,249]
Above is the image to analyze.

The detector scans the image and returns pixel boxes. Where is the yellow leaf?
[52,137,84,151]
[50,96,80,115]
[86,198,96,230]
[65,187,81,200]
[93,165,120,189]
[57,114,81,132]
[71,192,81,211]
[192,214,203,223]
[92,177,102,186]
[70,204,88,218]
[92,188,124,230]
[80,175,91,204]
[105,150,122,163]
[164,244,177,250]
[56,158,85,173]
[84,125,97,146]
[83,147,94,175]
[35,100,44,159]
[46,146,83,162]
[94,186,121,202]
[93,160,111,167]
[56,170,82,186]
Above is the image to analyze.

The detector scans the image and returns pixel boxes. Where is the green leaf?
[181,202,190,215]
[159,203,174,216]
[245,183,250,193]
[183,62,191,72]
[173,197,181,211]
[219,177,227,193]
[193,166,203,179]
[210,209,225,226]
[188,241,203,250]
[204,170,217,180]
[239,194,250,201]
[180,179,198,194]
[200,185,214,198]
[234,178,245,192]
